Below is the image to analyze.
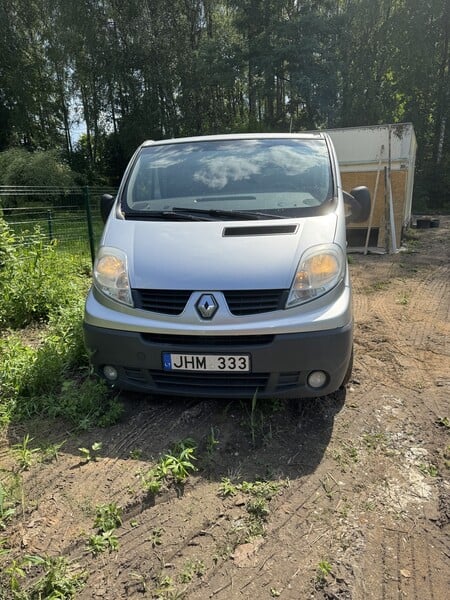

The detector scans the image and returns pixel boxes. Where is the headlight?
[286,244,345,307]
[93,247,133,306]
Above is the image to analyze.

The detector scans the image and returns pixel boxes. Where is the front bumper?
[83,322,353,399]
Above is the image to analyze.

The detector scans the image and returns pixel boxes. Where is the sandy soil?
[1,216,449,599]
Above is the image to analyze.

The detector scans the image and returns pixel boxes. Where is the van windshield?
[122,138,334,220]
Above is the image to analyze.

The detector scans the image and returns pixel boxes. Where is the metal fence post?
[47,210,54,242]
[84,186,96,265]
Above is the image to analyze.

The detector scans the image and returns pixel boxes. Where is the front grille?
[224,289,287,315]
[141,333,274,346]
[116,368,303,397]
[150,370,269,394]
[132,289,287,316]
[133,289,192,315]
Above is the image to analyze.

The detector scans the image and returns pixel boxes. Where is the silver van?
[83,133,370,399]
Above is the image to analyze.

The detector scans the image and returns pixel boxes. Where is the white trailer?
[324,123,417,250]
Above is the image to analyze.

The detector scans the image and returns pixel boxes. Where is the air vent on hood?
[223,225,298,236]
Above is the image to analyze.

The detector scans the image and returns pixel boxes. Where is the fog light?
[307,370,327,389]
[103,365,118,381]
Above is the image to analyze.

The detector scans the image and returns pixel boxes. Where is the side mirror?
[343,186,371,223]
[100,194,115,223]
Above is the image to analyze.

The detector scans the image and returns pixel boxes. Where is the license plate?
[162,353,250,372]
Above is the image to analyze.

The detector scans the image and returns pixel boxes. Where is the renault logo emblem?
[196,294,218,319]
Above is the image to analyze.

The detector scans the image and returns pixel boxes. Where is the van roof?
[142,132,326,147]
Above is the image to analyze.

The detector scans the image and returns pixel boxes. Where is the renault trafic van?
[83,133,370,399]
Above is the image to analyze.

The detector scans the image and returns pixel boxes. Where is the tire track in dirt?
[14,401,211,558]
[187,477,329,599]
[399,264,449,352]
[192,375,448,600]
[69,399,340,597]
[188,386,392,599]
[358,525,444,600]
[351,247,449,397]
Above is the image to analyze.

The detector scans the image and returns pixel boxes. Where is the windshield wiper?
[171,207,284,220]
[124,210,210,221]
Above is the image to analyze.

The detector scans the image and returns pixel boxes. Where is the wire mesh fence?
[0,186,116,264]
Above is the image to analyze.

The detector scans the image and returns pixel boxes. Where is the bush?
[0,220,87,328]
[0,296,122,429]
[0,148,76,188]
[0,218,123,429]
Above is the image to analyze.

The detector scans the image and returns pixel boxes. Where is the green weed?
[26,555,86,597]
[246,497,270,520]
[418,463,439,477]
[141,441,198,494]
[3,558,26,595]
[218,477,238,497]
[52,379,123,430]
[365,280,390,293]
[40,440,66,463]
[129,448,143,460]
[219,478,286,543]
[0,480,16,529]
[316,559,333,584]
[12,434,40,471]
[205,427,220,456]
[141,474,163,495]
[87,503,122,555]
[396,293,409,305]
[331,440,359,471]
[94,503,122,532]
[0,222,86,329]
[437,416,450,430]
[1,554,86,598]
[362,432,387,451]
[179,559,205,583]
[237,480,283,500]
[0,221,122,431]
[158,446,197,483]
[242,391,283,446]
[88,530,119,555]
[78,442,103,463]
[149,527,164,548]
[0,305,119,429]
[153,574,185,599]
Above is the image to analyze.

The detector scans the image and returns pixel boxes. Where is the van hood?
[105,214,338,290]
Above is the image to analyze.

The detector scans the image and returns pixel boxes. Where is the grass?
[240,391,284,447]
[0,218,123,431]
[11,434,40,471]
[0,480,17,530]
[365,279,390,293]
[316,559,333,586]
[396,293,409,305]
[2,554,86,598]
[218,477,286,544]
[331,440,359,471]
[0,216,127,595]
[179,559,205,583]
[362,432,388,451]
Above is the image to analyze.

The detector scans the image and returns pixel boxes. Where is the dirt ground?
[1,216,449,599]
